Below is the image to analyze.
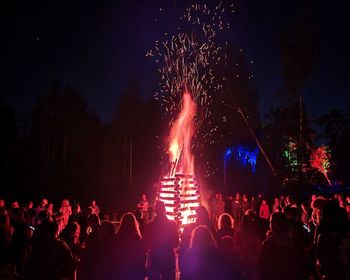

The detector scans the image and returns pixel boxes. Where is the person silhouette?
[144,201,179,280]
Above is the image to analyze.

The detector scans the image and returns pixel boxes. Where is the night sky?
[1,0,349,122]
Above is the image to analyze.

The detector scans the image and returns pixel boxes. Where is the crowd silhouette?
[0,193,350,280]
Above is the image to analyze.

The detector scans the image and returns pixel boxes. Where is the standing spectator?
[36,198,48,215]
[61,222,81,261]
[85,213,101,247]
[280,195,286,208]
[225,195,233,214]
[260,213,304,280]
[250,196,259,213]
[211,193,220,228]
[212,194,225,229]
[316,201,350,280]
[10,208,30,275]
[0,209,13,277]
[25,220,75,280]
[241,194,250,215]
[69,203,81,224]
[215,213,236,241]
[115,212,146,280]
[179,205,214,277]
[137,194,150,224]
[90,200,100,216]
[47,203,54,216]
[61,222,81,280]
[0,199,5,210]
[144,201,178,280]
[257,194,263,209]
[235,214,262,280]
[182,225,226,280]
[133,209,146,235]
[232,194,242,226]
[259,200,270,220]
[272,198,281,213]
[79,221,117,280]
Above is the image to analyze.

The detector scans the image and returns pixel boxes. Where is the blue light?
[225,148,232,158]
[224,145,259,173]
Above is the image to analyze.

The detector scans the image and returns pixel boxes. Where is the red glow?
[168,91,196,177]
[159,92,200,227]
[310,146,331,186]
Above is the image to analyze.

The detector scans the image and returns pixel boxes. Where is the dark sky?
[1,0,349,121]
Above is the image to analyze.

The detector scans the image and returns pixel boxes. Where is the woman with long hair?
[216,213,236,241]
[182,225,230,280]
[115,212,146,280]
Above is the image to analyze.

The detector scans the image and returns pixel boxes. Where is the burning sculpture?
[158,92,200,227]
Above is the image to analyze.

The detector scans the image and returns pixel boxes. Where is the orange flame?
[169,91,196,177]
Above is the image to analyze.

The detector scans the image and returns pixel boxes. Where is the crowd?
[0,192,350,280]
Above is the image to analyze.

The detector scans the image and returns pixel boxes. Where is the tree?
[30,83,103,202]
[315,109,350,184]
[101,82,164,210]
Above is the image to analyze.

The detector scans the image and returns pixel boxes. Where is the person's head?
[241,213,255,230]
[286,195,292,205]
[251,196,255,201]
[88,213,101,229]
[91,200,96,207]
[270,212,289,233]
[47,203,53,213]
[41,220,59,239]
[38,209,51,224]
[27,201,33,209]
[235,193,240,200]
[99,220,115,239]
[0,209,10,226]
[61,199,70,207]
[11,201,20,209]
[11,208,25,222]
[141,194,147,201]
[218,213,234,230]
[72,203,81,215]
[0,199,5,208]
[311,194,317,201]
[63,222,80,244]
[262,199,267,205]
[154,200,166,216]
[274,198,279,203]
[118,212,141,239]
[320,200,349,236]
[346,205,350,214]
[190,225,217,250]
[258,194,262,198]
[41,198,48,207]
[219,193,223,200]
[84,206,94,217]
[196,206,209,224]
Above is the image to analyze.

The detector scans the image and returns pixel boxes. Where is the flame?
[169,91,196,177]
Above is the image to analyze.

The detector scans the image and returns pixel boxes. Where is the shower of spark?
[147,1,235,141]
[310,146,331,186]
